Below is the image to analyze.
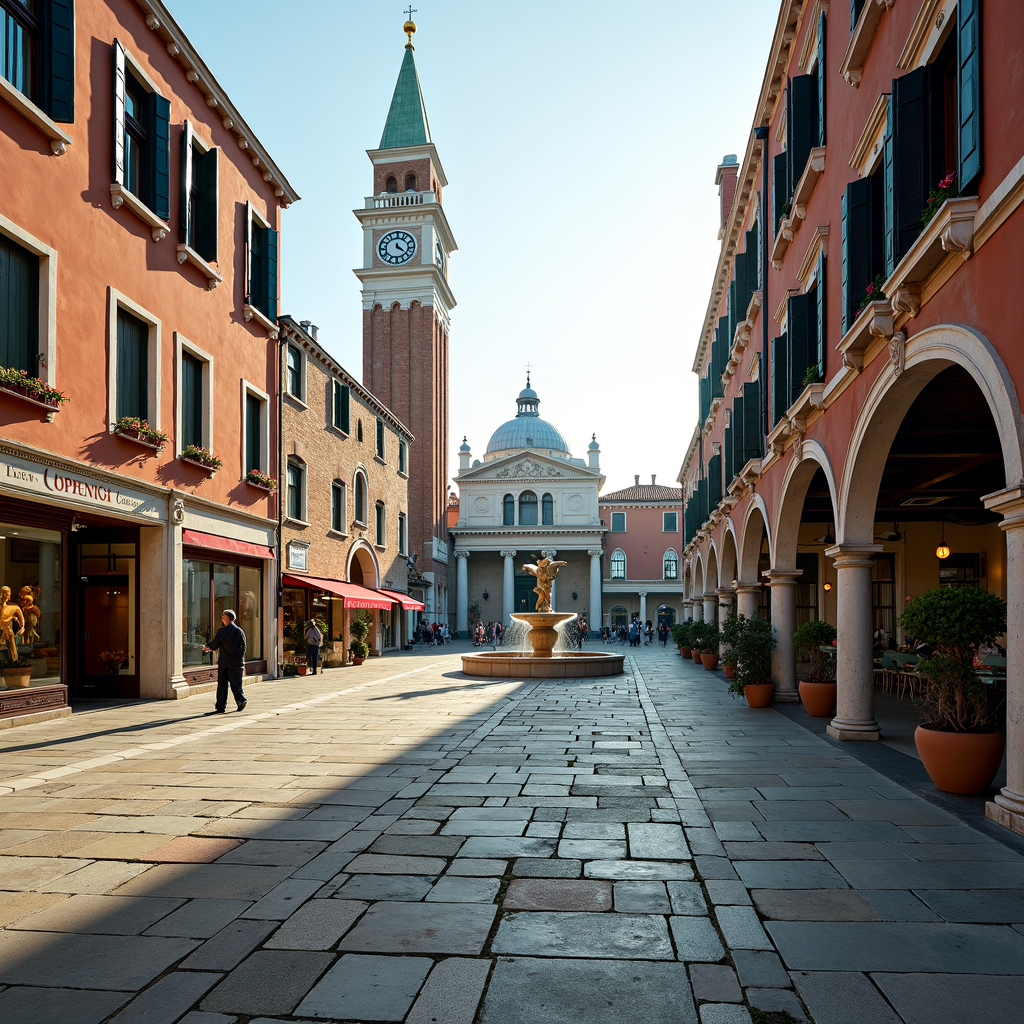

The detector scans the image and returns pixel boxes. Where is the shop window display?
[183,558,262,666]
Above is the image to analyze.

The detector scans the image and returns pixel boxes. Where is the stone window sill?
[838,299,893,372]
[284,392,307,410]
[840,0,893,87]
[110,184,170,242]
[244,303,279,340]
[176,244,222,290]
[285,517,310,528]
[0,76,72,154]
[328,529,348,539]
[374,455,388,467]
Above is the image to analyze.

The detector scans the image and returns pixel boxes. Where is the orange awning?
[183,529,275,559]
[282,573,393,610]
[376,587,425,611]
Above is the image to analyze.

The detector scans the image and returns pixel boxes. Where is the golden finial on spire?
[403,6,417,48]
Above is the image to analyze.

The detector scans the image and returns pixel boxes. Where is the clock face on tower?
[377,230,417,266]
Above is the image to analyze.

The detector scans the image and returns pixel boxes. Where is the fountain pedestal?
[512,611,577,657]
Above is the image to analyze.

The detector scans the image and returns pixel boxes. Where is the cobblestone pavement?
[1,643,1023,1024]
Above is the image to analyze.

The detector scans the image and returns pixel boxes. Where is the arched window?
[663,549,679,580]
[542,492,554,525]
[404,172,417,191]
[331,480,347,533]
[385,176,397,193]
[375,502,386,546]
[354,471,367,525]
[519,490,538,526]
[611,605,628,628]
[503,493,515,526]
[610,548,626,580]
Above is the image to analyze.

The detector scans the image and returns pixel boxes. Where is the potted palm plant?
[728,616,776,707]
[349,614,371,665]
[720,613,745,680]
[690,621,721,671]
[792,619,838,717]
[899,587,1006,794]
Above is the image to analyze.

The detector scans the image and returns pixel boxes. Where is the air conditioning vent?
[900,496,948,507]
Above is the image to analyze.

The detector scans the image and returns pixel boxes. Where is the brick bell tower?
[353,16,456,618]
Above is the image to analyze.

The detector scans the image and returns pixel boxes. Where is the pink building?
[599,476,683,630]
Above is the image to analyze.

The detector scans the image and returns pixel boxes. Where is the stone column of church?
[588,548,603,637]
[639,592,647,625]
[501,549,516,626]
[455,551,469,637]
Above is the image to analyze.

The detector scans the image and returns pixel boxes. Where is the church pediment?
[457,449,599,483]
[496,457,564,479]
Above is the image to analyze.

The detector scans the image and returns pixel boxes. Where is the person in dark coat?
[203,609,247,714]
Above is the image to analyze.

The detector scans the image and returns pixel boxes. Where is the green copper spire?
[379,46,432,150]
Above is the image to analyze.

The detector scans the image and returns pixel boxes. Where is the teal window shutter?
[0,234,38,372]
[733,254,748,324]
[892,66,932,265]
[851,0,866,30]
[817,11,826,147]
[842,175,884,331]
[745,222,760,293]
[788,292,816,404]
[816,253,827,380]
[883,98,895,276]
[771,333,788,426]
[265,227,278,321]
[958,0,982,189]
[773,151,789,233]
[245,392,261,471]
[789,74,817,194]
[743,380,762,462]
[707,453,722,510]
[199,147,218,262]
[699,373,711,425]
[150,92,170,221]
[710,332,724,400]
[181,352,203,449]
[732,395,745,476]
[723,423,733,486]
[44,0,75,123]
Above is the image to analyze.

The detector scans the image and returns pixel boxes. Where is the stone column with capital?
[764,570,802,702]
[735,584,759,621]
[984,489,1024,835]
[716,588,734,623]
[455,550,470,637]
[827,545,882,740]
[588,548,603,637]
[639,592,648,625]
[702,592,717,626]
[500,549,517,626]
[682,599,693,620]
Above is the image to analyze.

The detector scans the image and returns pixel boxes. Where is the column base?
[773,689,800,704]
[827,716,881,741]
[986,788,1024,837]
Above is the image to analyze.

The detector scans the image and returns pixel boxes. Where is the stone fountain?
[461,557,624,678]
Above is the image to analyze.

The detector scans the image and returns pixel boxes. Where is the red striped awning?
[282,573,393,610]
[183,529,275,559]
[376,588,425,611]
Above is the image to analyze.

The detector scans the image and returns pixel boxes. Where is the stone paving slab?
[492,910,674,959]
[339,900,497,954]
[8,893,184,935]
[0,985,130,1024]
[295,952,432,1021]
[201,949,333,1016]
[405,956,491,1024]
[871,972,1024,1024]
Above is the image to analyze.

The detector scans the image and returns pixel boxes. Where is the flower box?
[114,417,167,452]
[181,445,222,473]
[0,369,68,412]
[245,470,278,491]
[182,457,217,473]
[115,426,165,451]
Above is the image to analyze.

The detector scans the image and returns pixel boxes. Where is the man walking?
[305,619,323,675]
[203,609,247,714]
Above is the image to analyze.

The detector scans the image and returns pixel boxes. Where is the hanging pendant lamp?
[936,520,950,560]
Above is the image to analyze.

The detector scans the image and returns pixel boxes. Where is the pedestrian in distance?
[304,619,323,675]
[203,609,247,714]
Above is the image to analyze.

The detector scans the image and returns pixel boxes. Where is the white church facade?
[450,381,606,636]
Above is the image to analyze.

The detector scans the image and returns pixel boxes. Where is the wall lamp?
[572,591,578,600]
[823,582,833,592]
[482,590,489,600]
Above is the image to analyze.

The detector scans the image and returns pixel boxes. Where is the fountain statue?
[523,557,567,612]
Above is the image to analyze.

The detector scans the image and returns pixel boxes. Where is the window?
[398,439,407,475]
[244,390,263,472]
[357,419,363,442]
[398,512,408,554]
[375,502,386,546]
[663,549,679,580]
[405,173,417,191]
[841,168,884,332]
[331,481,346,533]
[663,511,678,533]
[0,232,38,372]
[611,512,626,532]
[114,43,170,219]
[1,0,74,120]
[286,458,305,521]
[611,605,628,628]
[354,471,367,524]
[180,122,218,262]
[286,345,302,399]
[332,379,350,433]
[116,307,148,420]
[180,351,203,449]
[519,490,538,526]
[183,557,262,665]
[542,492,554,526]
[503,493,515,526]
[385,175,397,193]
[610,548,626,580]
[375,417,385,459]
[246,204,278,323]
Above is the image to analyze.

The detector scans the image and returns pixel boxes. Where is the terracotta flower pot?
[691,649,702,664]
[744,682,774,707]
[679,646,691,659]
[799,680,837,718]
[297,665,308,676]
[723,663,736,679]
[351,656,365,666]
[914,726,1005,795]
[3,667,32,688]
[701,652,719,671]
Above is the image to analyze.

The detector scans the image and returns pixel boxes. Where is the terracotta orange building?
[681,0,1024,837]
[0,0,298,723]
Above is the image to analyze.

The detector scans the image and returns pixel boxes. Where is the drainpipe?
[754,125,770,447]
[276,326,285,678]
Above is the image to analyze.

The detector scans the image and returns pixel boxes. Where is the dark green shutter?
[707,453,722,511]
[265,227,278,321]
[734,254,748,324]
[44,0,75,123]
[334,382,351,433]
[699,373,711,425]
[181,352,203,448]
[731,395,745,477]
[788,292,816,403]
[773,151,789,233]
[816,254,827,380]
[376,417,385,457]
[723,423,733,486]
[958,0,982,189]
[743,380,762,462]
[150,93,170,221]
[851,0,866,29]
[745,222,760,293]
[179,124,192,240]
[817,11,826,147]
[770,334,788,426]
[710,332,723,400]
[892,66,932,265]
[0,235,38,371]
[842,176,883,331]
[199,147,218,261]
[245,393,261,471]
[883,98,895,276]
[789,74,818,194]
[116,309,148,421]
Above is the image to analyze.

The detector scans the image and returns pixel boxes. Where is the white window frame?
[240,378,270,476]
[285,342,305,404]
[375,501,386,548]
[0,213,58,391]
[611,511,627,533]
[662,511,678,533]
[610,548,627,580]
[397,511,408,554]
[398,438,408,476]
[285,456,307,525]
[175,333,214,456]
[330,480,348,536]
[107,287,161,430]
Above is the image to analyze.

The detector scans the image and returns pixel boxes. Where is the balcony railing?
[366,190,438,210]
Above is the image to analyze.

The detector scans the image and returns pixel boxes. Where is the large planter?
[914,726,1005,795]
[351,656,365,666]
[679,646,691,659]
[799,680,837,718]
[296,665,308,676]
[723,663,736,679]
[3,667,32,688]
[744,682,774,708]
[701,652,719,671]
[691,649,702,665]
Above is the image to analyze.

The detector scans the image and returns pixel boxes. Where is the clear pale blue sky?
[168,0,779,492]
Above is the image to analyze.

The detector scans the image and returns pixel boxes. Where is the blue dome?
[484,378,570,456]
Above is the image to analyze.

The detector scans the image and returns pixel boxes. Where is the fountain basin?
[461,650,625,678]
[511,611,577,658]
